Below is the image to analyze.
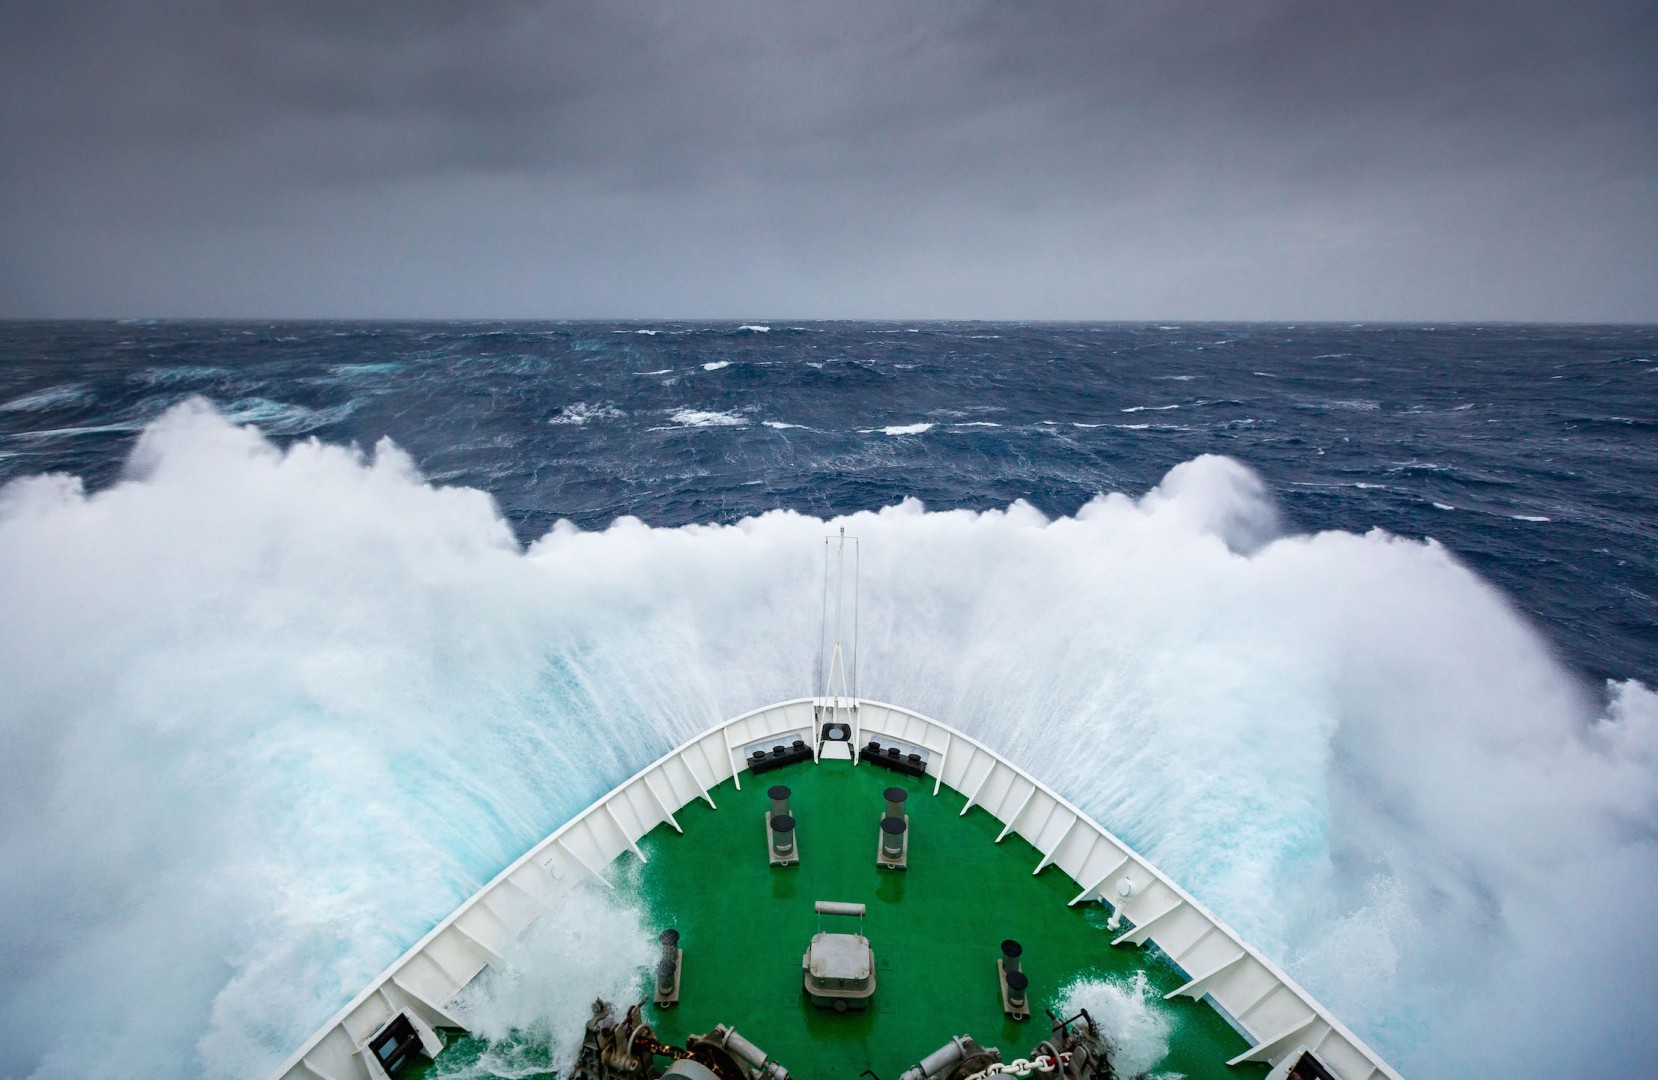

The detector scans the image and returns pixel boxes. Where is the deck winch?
[697,1025,789,1080]
[899,1008,1119,1080]
[572,1000,792,1080]
[898,1035,999,1080]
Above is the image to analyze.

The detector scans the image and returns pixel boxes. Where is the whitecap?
[329,362,403,377]
[220,398,357,435]
[0,385,95,412]
[1121,405,1182,413]
[669,408,748,428]
[11,421,146,439]
[1434,503,1455,511]
[702,361,731,371]
[763,421,803,430]
[881,423,934,436]
[1511,514,1551,522]
[7,409,1652,1080]
[737,325,770,333]
[548,403,624,426]
[633,370,672,376]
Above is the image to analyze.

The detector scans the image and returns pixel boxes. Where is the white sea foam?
[669,408,747,427]
[548,403,624,426]
[11,421,147,439]
[1511,514,1551,522]
[0,402,1654,1080]
[633,369,672,376]
[763,421,804,430]
[955,422,1002,428]
[330,362,404,377]
[702,361,731,371]
[737,325,770,333]
[1434,502,1455,511]
[220,398,358,434]
[881,423,934,436]
[448,882,655,1077]
[1121,405,1181,413]
[1053,972,1172,1079]
[0,385,95,412]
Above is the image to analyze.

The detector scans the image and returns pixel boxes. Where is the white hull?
[269,699,1402,1080]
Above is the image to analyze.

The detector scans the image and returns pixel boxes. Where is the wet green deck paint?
[416,756,1264,1078]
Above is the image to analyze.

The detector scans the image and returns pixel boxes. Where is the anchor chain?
[962,1052,1070,1079]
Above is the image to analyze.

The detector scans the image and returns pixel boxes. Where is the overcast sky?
[1,1,1653,320]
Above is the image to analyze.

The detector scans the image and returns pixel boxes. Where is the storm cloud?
[1,0,1653,318]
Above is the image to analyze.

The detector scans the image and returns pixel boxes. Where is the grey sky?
[1,1,1653,319]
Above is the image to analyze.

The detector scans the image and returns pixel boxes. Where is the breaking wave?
[444,882,656,1078]
[667,408,747,428]
[549,403,625,426]
[1053,972,1172,1080]
[0,401,1654,1079]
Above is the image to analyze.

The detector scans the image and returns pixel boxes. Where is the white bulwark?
[268,698,1404,1080]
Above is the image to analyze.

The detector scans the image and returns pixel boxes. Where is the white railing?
[269,699,1401,1080]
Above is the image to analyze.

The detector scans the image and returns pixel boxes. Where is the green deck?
[419,756,1264,1078]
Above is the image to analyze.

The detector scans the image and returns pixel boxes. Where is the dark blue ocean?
[3,321,1658,1080]
[3,321,1653,685]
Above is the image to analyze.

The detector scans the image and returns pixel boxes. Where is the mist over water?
[1055,972,1173,1080]
[1,401,1656,1080]
[447,881,658,1078]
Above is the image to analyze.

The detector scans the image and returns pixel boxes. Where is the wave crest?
[0,401,1652,1080]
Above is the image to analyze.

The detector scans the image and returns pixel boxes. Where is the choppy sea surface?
[1,321,1655,1080]
[3,321,1653,683]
